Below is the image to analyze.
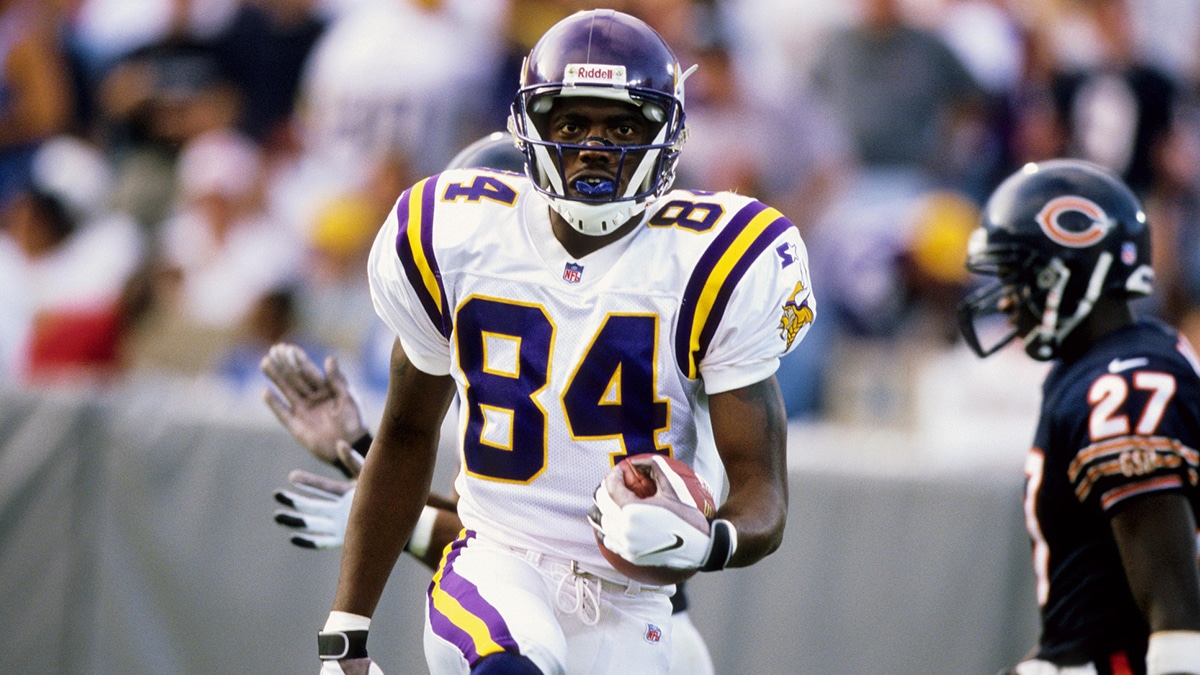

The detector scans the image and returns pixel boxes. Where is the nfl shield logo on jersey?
[563,262,584,284]
[644,623,662,644]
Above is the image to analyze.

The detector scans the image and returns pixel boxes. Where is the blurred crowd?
[2,0,1199,427]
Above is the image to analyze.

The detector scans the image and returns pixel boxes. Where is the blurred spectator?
[210,0,327,147]
[295,0,506,180]
[1139,107,1200,332]
[214,285,331,395]
[1048,0,1181,195]
[90,0,241,229]
[808,0,988,183]
[0,134,146,383]
[0,0,74,205]
[804,0,988,344]
[128,128,302,374]
[265,0,505,248]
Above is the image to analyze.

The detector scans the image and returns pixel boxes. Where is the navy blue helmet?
[958,159,1154,360]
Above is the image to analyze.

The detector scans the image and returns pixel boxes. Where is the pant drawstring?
[555,561,601,626]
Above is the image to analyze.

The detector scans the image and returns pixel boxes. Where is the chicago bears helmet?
[957,159,1154,361]
[508,9,694,236]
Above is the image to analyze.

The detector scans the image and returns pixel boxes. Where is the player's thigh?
[668,610,713,675]
[423,535,567,675]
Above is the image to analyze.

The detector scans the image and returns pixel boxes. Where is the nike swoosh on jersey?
[1107,357,1149,373]
[640,535,685,557]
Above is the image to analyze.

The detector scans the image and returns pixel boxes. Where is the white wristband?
[323,610,371,632]
[405,505,438,559]
[1147,630,1200,675]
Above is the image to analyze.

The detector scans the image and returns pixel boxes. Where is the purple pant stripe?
[427,531,520,664]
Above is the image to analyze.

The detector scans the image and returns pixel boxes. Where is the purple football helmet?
[508,9,693,235]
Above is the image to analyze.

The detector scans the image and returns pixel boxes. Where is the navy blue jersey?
[1027,320,1200,670]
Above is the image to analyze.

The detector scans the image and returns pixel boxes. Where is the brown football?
[595,454,716,585]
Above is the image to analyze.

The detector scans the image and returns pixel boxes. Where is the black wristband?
[351,433,373,457]
[333,433,373,478]
[699,519,734,572]
[317,629,369,660]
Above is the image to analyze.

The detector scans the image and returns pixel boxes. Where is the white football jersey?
[368,168,815,570]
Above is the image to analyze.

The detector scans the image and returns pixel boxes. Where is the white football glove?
[262,343,369,472]
[589,475,712,570]
[275,441,363,549]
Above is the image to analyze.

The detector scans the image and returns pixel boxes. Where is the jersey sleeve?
[367,182,453,376]
[1064,362,1200,514]
[683,201,816,395]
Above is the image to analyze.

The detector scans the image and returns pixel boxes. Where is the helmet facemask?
[957,159,1156,361]
[511,76,691,236]
[960,242,1119,361]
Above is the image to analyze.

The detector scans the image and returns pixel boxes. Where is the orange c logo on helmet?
[1035,196,1111,248]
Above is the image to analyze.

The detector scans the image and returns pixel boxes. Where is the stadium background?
[2,0,1197,672]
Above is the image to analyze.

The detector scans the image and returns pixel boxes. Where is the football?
[594,454,717,585]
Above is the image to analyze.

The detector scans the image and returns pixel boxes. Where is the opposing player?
[958,159,1200,675]
[318,10,814,674]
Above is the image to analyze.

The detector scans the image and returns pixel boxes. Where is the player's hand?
[262,343,369,468]
[274,442,363,549]
[589,478,711,570]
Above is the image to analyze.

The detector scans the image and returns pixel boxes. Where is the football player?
[263,341,714,674]
[316,10,814,674]
[959,159,1200,675]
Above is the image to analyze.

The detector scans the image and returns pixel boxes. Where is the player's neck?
[1060,300,1135,361]
[549,209,642,259]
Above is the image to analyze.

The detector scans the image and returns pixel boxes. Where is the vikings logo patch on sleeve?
[779,281,814,349]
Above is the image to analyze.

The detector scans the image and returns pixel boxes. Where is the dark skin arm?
[706,374,790,567]
[332,340,457,617]
[1110,492,1200,643]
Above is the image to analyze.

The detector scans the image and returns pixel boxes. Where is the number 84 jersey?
[367,168,815,569]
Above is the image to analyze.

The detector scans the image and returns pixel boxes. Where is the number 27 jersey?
[367,168,815,568]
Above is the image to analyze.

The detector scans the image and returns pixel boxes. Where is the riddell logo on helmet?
[1036,196,1112,248]
[564,63,628,86]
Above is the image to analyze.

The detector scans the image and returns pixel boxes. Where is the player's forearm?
[333,434,439,615]
[708,376,790,568]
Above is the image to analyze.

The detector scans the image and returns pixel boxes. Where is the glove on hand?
[589,470,711,570]
[275,442,364,549]
[262,343,369,470]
